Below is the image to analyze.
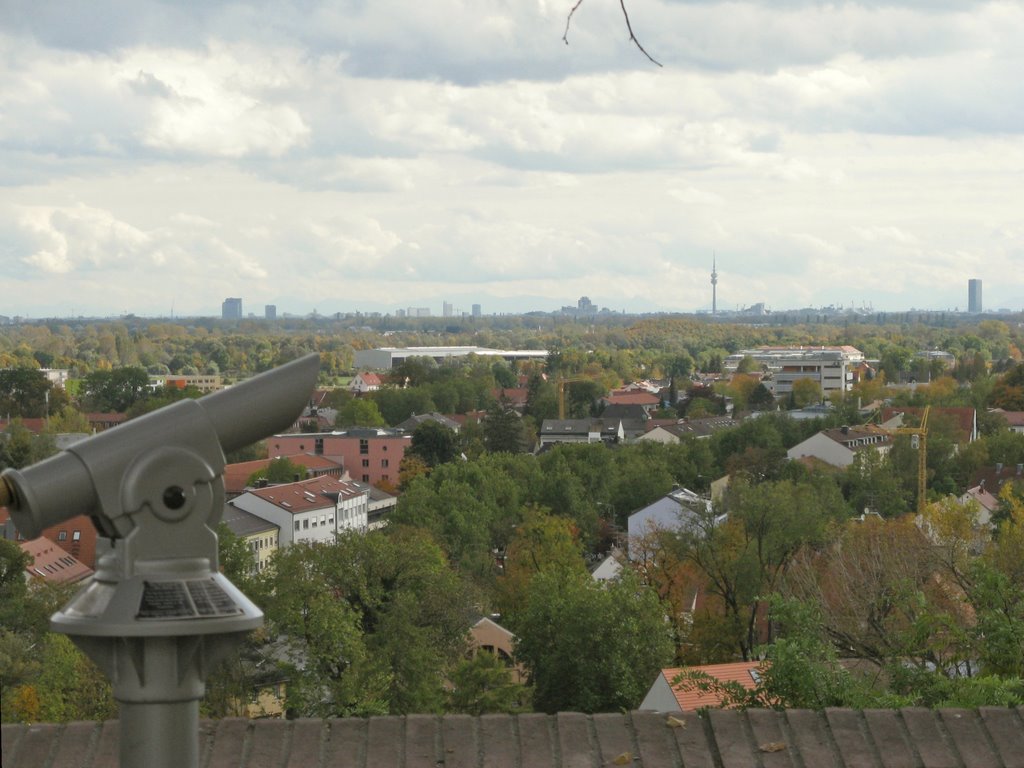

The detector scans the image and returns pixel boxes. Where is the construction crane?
[888,405,930,513]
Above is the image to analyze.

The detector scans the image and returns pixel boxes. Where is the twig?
[563,0,663,68]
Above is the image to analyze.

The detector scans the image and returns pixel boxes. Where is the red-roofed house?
[1,509,99,569]
[350,372,383,394]
[603,392,661,409]
[19,536,93,584]
[0,418,47,433]
[990,409,1024,435]
[229,476,368,547]
[492,387,529,412]
[639,662,764,712]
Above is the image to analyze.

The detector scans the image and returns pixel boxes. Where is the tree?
[678,477,850,659]
[246,456,305,487]
[748,383,776,411]
[494,505,587,621]
[407,421,460,468]
[484,402,527,453]
[253,528,477,716]
[447,650,529,714]
[81,367,149,412]
[512,568,673,713]
[790,378,823,408]
[0,420,56,470]
[0,368,53,418]
[336,397,386,428]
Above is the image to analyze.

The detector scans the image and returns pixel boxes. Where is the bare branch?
[562,0,663,67]
[563,0,585,46]
[618,0,663,67]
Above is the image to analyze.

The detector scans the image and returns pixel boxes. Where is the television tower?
[710,254,718,315]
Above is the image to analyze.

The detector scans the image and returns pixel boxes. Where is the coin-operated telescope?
[0,353,319,768]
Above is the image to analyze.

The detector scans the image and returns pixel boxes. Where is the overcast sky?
[1,0,1022,318]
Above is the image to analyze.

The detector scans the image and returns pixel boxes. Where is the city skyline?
[1,2,1022,318]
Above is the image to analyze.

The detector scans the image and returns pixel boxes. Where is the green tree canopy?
[512,568,673,713]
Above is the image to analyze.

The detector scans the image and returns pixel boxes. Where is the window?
[362,474,370,482]
[72,530,81,541]
[295,521,300,531]
[381,459,389,468]
[58,530,67,541]
[312,519,317,527]
[362,459,370,467]
[315,438,324,455]
[359,439,369,455]
[382,474,389,482]
[303,519,309,529]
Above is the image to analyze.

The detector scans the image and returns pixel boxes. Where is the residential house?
[268,428,409,486]
[538,419,604,447]
[627,488,713,548]
[19,536,93,584]
[639,662,764,712]
[966,463,1024,511]
[990,409,1024,435]
[590,552,623,582]
[602,391,661,416]
[492,387,529,413]
[468,616,525,684]
[958,483,1000,527]
[220,504,280,575]
[639,416,735,444]
[229,476,368,548]
[349,372,383,394]
[395,412,461,434]
[1,509,99,569]
[786,425,893,469]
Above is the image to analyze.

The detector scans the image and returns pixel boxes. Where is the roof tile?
[7,710,1024,768]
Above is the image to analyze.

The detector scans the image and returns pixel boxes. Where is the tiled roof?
[659,663,763,711]
[5,709,1024,767]
[605,392,661,406]
[248,476,366,514]
[19,536,93,583]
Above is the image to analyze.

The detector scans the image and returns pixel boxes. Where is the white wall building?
[229,476,368,547]
[723,346,865,397]
[786,426,892,468]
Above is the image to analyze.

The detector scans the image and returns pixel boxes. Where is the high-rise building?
[265,304,277,320]
[472,303,482,318]
[968,279,982,314]
[222,297,243,320]
[443,301,454,317]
